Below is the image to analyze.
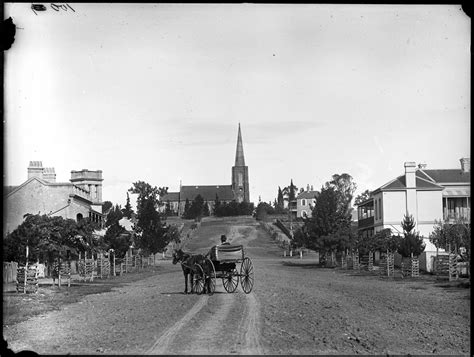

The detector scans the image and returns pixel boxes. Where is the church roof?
[235,123,246,166]
[180,185,234,202]
[161,192,180,201]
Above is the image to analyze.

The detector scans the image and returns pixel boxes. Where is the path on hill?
[3,216,470,355]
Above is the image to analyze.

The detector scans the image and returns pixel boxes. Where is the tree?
[356,228,399,255]
[106,204,123,227]
[430,218,471,257]
[122,192,134,219]
[325,173,357,215]
[184,194,206,220]
[103,222,131,258]
[397,214,425,257]
[183,198,191,218]
[203,201,210,217]
[213,194,221,216]
[288,179,296,202]
[129,181,169,254]
[3,214,98,263]
[300,174,357,257]
[255,202,274,221]
[354,189,371,206]
[102,201,113,215]
[277,186,284,209]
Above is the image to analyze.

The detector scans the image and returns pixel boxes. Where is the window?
[375,200,378,220]
[302,199,306,206]
[378,198,382,220]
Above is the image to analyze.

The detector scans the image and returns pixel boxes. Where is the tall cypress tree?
[277,186,284,208]
[122,192,134,219]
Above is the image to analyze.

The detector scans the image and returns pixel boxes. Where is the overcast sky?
[4,4,470,208]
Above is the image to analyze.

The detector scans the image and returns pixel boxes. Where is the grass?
[3,267,161,326]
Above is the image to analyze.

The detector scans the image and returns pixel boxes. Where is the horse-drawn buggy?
[172,244,254,295]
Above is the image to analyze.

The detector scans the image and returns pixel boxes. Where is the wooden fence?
[3,262,18,283]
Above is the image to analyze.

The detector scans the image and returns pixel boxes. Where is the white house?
[357,158,470,272]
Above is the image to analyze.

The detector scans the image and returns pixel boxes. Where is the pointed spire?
[235,123,245,166]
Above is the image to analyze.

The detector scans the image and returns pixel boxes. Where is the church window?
[238,173,243,186]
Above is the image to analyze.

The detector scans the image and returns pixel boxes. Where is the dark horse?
[172,249,213,294]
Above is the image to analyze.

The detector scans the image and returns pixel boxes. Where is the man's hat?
[220,234,227,242]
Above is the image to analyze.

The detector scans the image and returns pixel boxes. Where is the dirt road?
[3,216,471,355]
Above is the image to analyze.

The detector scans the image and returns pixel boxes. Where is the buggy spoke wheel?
[240,257,254,294]
[222,269,239,293]
[206,259,216,295]
[193,264,204,295]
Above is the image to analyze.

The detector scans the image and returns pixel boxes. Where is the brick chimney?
[404,161,417,217]
[460,158,470,173]
[42,167,56,182]
[27,161,43,179]
[404,162,417,188]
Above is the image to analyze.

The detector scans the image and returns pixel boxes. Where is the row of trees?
[285,173,432,260]
[181,194,254,220]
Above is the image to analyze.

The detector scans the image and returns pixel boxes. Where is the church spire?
[235,123,245,166]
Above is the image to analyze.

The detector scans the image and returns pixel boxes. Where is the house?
[356,158,470,272]
[4,161,106,235]
[160,124,250,216]
[296,185,319,219]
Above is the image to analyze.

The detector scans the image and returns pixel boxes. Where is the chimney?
[418,162,427,169]
[42,167,56,183]
[311,185,314,191]
[460,158,470,173]
[404,162,417,188]
[28,161,43,179]
[307,184,310,191]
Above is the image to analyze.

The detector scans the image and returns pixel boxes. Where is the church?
[161,124,250,216]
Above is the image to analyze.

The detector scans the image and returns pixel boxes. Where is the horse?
[172,249,213,294]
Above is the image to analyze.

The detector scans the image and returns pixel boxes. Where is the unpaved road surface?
[3,216,471,355]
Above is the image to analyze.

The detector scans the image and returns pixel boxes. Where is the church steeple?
[235,123,245,166]
[231,123,250,203]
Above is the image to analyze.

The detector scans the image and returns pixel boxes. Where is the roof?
[420,169,470,184]
[297,191,320,199]
[4,186,18,196]
[180,185,234,202]
[374,172,446,193]
[161,192,180,201]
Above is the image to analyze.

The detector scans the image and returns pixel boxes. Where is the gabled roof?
[297,191,320,199]
[4,176,51,197]
[421,169,470,184]
[375,174,444,192]
[180,185,234,202]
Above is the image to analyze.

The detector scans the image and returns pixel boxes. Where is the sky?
[4,4,471,209]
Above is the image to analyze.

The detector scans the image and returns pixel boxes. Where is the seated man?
[220,234,230,245]
[206,234,230,260]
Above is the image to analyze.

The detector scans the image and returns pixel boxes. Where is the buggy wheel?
[240,257,254,294]
[192,264,204,295]
[222,269,239,293]
[206,258,216,295]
